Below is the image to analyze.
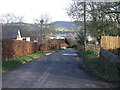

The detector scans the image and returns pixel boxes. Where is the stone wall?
[100,49,120,80]
[100,49,120,62]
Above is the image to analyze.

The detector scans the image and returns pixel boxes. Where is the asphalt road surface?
[2,49,119,88]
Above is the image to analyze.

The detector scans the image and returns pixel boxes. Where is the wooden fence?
[101,36,120,50]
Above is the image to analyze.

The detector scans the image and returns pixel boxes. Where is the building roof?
[2,25,19,38]
[2,25,31,38]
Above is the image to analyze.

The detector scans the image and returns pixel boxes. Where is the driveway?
[2,48,119,88]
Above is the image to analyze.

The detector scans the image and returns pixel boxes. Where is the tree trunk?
[84,1,87,52]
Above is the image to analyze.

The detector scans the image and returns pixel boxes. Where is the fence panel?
[101,36,120,50]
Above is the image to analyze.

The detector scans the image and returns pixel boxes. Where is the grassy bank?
[78,50,119,81]
[2,50,57,72]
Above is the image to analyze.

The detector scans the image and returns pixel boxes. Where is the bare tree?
[14,16,24,23]
[34,14,51,25]
[33,14,51,43]
[0,13,24,24]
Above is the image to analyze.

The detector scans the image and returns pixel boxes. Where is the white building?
[87,35,93,41]
[50,36,56,39]
[16,30,30,41]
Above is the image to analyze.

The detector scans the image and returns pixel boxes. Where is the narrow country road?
[2,49,119,88]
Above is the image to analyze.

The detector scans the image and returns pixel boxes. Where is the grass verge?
[43,50,58,53]
[78,50,120,81]
[2,50,57,72]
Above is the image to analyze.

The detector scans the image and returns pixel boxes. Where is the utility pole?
[84,1,87,52]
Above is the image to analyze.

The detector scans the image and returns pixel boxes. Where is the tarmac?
[2,48,119,88]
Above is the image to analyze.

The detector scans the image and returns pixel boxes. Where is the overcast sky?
[0,0,72,23]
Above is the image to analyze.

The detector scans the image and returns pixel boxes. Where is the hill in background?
[52,21,82,31]
[2,21,83,40]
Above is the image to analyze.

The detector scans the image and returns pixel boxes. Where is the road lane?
[2,48,119,88]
